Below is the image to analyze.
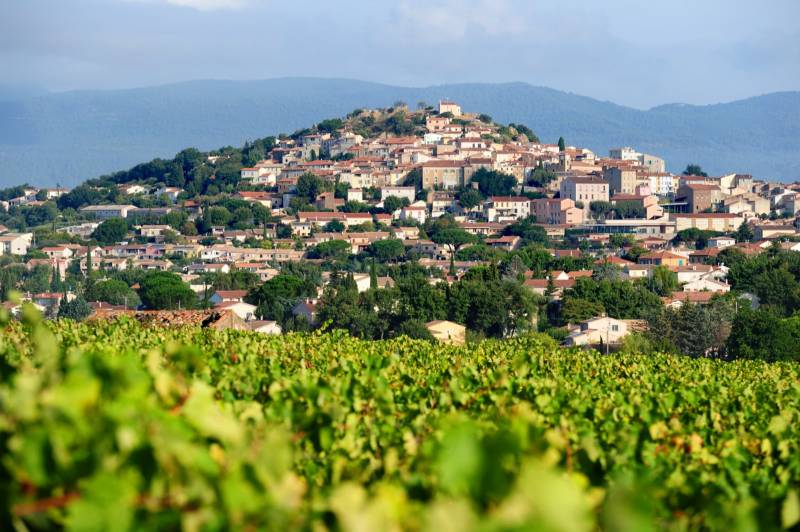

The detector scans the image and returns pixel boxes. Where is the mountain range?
[0,78,798,187]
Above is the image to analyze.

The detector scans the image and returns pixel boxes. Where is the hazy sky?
[2,0,798,108]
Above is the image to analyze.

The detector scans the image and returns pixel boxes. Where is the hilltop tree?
[683,164,708,177]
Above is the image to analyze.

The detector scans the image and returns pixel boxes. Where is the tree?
[370,258,378,289]
[247,274,315,323]
[503,216,549,246]
[431,227,476,255]
[323,219,345,233]
[683,164,708,177]
[752,267,800,315]
[646,297,735,357]
[58,296,92,321]
[91,218,129,244]
[201,206,231,229]
[87,279,141,308]
[470,168,517,197]
[296,173,332,203]
[560,297,605,324]
[383,195,410,214]
[22,264,51,294]
[589,201,613,220]
[558,137,566,152]
[307,239,351,261]
[649,265,679,297]
[402,168,422,190]
[369,239,405,262]
[734,222,754,243]
[138,271,195,310]
[458,189,483,210]
[726,309,800,362]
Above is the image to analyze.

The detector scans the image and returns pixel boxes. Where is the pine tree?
[558,137,566,152]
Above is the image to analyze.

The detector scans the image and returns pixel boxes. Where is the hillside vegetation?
[1,311,799,530]
[1,79,798,186]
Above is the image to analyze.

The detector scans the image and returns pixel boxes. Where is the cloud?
[393,0,525,43]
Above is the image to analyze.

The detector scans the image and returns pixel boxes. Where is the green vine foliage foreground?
[1,306,799,531]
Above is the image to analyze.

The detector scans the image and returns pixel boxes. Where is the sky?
[1,0,799,109]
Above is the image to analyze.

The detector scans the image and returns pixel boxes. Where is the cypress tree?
[370,258,378,290]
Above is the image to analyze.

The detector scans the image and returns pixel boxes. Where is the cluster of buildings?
[3,100,800,344]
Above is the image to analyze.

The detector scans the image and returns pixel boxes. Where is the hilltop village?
[1,100,799,358]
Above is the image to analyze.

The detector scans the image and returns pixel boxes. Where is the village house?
[563,316,631,347]
[560,176,609,207]
[483,196,531,222]
[0,233,33,256]
[531,198,583,225]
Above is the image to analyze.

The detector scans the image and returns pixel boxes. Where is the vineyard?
[1,309,799,530]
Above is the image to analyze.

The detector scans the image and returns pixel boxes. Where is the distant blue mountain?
[0,78,797,187]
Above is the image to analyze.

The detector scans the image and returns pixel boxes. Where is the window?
[611,325,619,332]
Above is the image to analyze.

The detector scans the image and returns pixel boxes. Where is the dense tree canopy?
[92,218,129,244]
[138,271,196,310]
[470,168,517,197]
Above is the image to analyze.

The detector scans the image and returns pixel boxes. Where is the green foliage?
[2,315,799,530]
[87,279,141,308]
[564,277,662,320]
[503,216,549,246]
[560,297,606,323]
[558,136,566,151]
[470,168,517,197]
[369,238,405,262]
[57,295,92,321]
[458,188,484,210]
[726,308,800,362]
[323,219,345,233]
[527,167,556,187]
[649,265,679,297]
[246,274,316,323]
[646,298,736,357]
[296,172,332,203]
[91,218,129,244]
[506,122,539,142]
[138,271,195,310]
[307,239,351,261]
[382,195,410,214]
[735,222,754,243]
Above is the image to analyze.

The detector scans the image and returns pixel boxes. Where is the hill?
[1,78,798,186]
